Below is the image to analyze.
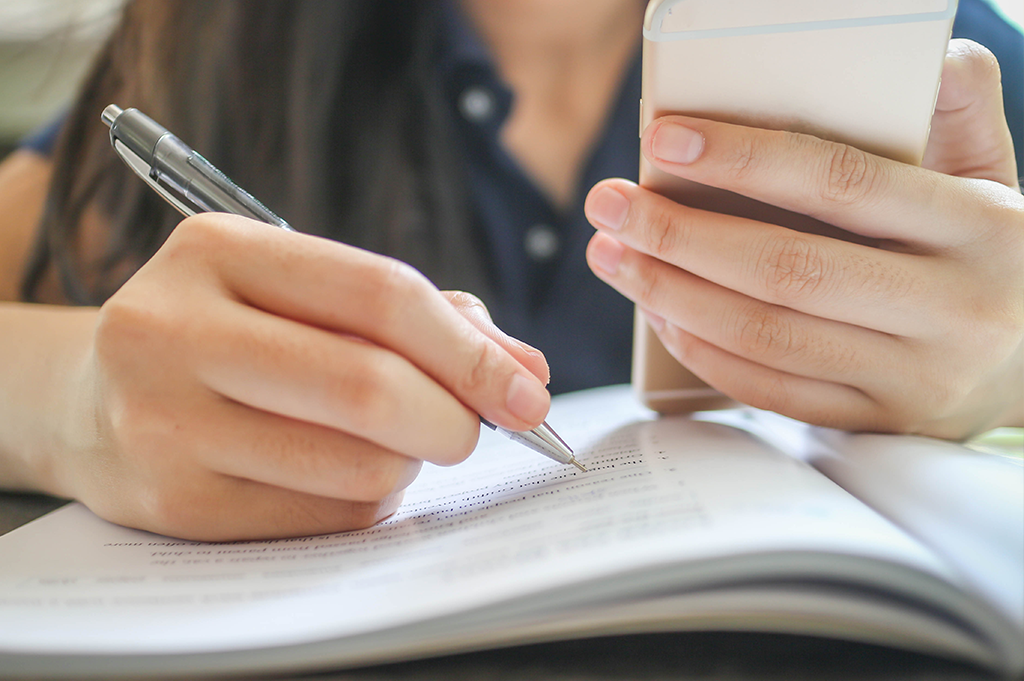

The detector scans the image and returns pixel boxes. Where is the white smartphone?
[633,0,958,413]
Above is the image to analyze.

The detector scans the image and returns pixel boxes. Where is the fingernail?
[586,186,630,231]
[506,373,549,424]
[511,338,544,359]
[589,234,624,276]
[651,122,705,164]
[495,325,544,360]
[642,308,665,332]
[506,337,551,386]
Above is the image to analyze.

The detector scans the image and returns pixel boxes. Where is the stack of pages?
[1,385,1021,678]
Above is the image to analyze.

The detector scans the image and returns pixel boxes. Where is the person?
[0,0,1020,541]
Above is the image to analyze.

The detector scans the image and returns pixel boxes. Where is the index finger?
[175,215,551,433]
[443,291,551,386]
[585,180,930,335]
[641,115,1004,250]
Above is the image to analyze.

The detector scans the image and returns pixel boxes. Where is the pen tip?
[571,459,588,473]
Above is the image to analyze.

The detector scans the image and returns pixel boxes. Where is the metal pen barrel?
[102,104,291,230]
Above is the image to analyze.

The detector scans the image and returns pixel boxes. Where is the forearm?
[0,302,97,496]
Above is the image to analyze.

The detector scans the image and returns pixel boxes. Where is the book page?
[694,406,1024,671]
[802,429,1024,634]
[0,386,956,659]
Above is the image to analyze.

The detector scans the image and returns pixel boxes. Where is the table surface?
[0,492,1006,681]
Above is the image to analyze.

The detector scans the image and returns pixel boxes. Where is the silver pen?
[101,104,586,473]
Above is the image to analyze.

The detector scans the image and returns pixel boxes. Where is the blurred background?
[0,0,123,156]
[0,0,1021,158]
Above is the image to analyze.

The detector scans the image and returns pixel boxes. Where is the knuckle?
[723,132,763,182]
[367,258,432,331]
[732,302,862,377]
[94,300,184,397]
[820,142,876,207]
[377,257,427,296]
[735,304,794,359]
[655,323,692,365]
[752,374,792,415]
[757,235,832,303]
[353,454,407,501]
[456,338,507,398]
[331,357,399,435]
[644,201,687,260]
[633,260,670,313]
[445,290,487,313]
[445,291,494,329]
[269,428,332,486]
[94,296,151,360]
[164,214,230,258]
[342,500,391,531]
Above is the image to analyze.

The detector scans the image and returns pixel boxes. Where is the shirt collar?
[436,0,515,134]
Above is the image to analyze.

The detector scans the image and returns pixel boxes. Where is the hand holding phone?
[586,3,1022,438]
[631,0,957,413]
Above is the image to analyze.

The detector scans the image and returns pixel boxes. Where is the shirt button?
[458,86,496,123]
[524,224,560,263]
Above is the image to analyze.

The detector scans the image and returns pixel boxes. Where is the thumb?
[923,39,1019,188]
[442,291,551,385]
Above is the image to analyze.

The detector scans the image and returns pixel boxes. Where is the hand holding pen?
[73,105,579,540]
[102,104,581,471]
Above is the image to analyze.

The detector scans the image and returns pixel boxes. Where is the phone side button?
[638,99,644,138]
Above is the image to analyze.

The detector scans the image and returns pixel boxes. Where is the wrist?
[0,304,100,499]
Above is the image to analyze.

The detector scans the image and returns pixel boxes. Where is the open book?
[1,385,1021,678]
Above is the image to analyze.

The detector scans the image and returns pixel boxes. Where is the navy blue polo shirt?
[435,3,640,394]
[23,0,1024,396]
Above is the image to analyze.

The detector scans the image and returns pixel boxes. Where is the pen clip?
[112,138,197,219]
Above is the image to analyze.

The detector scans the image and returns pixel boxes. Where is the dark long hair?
[22,0,490,304]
